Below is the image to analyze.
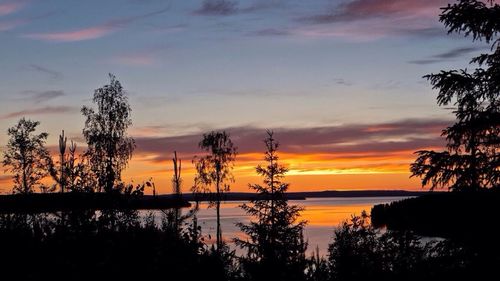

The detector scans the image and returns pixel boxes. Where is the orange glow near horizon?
[0,150,429,194]
[118,150,427,194]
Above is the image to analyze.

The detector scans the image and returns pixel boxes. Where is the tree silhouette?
[411,0,500,191]
[81,74,136,193]
[235,131,307,281]
[165,151,184,233]
[64,141,97,192]
[65,140,82,191]
[327,212,438,281]
[49,130,68,193]
[2,118,51,194]
[192,131,237,251]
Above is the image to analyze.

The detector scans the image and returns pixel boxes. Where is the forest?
[0,1,499,280]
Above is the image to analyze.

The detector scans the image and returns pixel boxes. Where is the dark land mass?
[0,192,190,213]
[371,189,500,240]
[161,190,427,202]
[0,190,424,213]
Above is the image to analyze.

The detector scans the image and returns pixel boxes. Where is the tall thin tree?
[66,140,79,191]
[2,118,51,194]
[172,151,182,231]
[81,74,136,193]
[192,131,237,251]
[50,130,68,193]
[59,130,67,193]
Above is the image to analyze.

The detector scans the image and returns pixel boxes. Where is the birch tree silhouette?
[192,131,237,251]
[2,118,51,194]
[81,74,136,193]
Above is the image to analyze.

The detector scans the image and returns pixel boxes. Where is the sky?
[0,0,493,194]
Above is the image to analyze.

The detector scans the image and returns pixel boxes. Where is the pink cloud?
[305,0,450,24]
[340,0,449,19]
[296,0,457,40]
[0,1,26,16]
[294,16,445,41]
[24,25,115,42]
[22,7,169,42]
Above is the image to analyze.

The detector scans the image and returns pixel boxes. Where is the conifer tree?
[411,0,500,191]
[236,131,307,281]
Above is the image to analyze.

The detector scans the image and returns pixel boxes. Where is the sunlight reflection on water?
[146,197,407,256]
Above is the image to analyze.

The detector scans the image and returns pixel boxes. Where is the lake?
[173,196,407,256]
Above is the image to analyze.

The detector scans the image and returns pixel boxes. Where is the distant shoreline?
[0,190,427,213]
[158,190,428,201]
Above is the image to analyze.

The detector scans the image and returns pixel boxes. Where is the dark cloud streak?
[195,0,238,16]
[194,0,285,16]
[31,90,65,104]
[134,118,450,162]
[26,64,63,80]
[0,106,75,120]
[333,78,353,86]
[409,46,485,65]
[250,28,289,36]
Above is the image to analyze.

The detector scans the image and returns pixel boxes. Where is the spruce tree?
[411,0,500,191]
[236,131,307,281]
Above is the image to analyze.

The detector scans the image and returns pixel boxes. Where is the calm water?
[171,196,406,256]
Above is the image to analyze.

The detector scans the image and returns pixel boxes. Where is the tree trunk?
[60,152,65,193]
[216,177,222,251]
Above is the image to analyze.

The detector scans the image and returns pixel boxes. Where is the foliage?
[192,130,237,250]
[81,73,135,193]
[236,131,307,281]
[325,212,492,281]
[0,210,231,281]
[411,0,500,191]
[65,142,97,192]
[305,247,330,281]
[2,118,51,194]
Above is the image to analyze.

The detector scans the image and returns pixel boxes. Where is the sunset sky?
[0,0,491,193]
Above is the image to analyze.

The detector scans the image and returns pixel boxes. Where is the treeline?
[1,209,496,281]
[371,190,500,239]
